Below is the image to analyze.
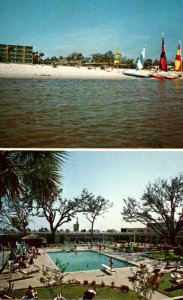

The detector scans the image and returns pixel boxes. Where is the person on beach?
[109,257,113,270]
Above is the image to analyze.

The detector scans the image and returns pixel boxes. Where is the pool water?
[48,250,134,272]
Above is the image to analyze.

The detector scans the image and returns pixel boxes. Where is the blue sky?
[1,0,183,60]
[33,150,183,231]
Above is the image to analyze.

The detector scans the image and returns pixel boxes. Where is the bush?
[101,281,105,287]
[120,285,129,293]
[83,280,88,286]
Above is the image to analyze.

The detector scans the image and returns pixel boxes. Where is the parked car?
[107,229,117,233]
[39,227,49,232]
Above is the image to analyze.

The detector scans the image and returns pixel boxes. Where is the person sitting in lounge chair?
[22,286,37,299]
[175,279,183,286]
[150,270,160,289]
[78,288,97,300]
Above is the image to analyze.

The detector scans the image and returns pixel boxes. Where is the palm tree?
[0,151,21,205]
[0,151,67,209]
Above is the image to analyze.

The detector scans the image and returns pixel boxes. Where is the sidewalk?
[1,247,171,299]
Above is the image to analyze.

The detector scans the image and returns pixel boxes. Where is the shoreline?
[0,63,142,79]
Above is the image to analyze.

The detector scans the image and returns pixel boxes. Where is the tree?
[36,192,85,243]
[121,174,183,246]
[131,266,156,300]
[32,51,39,64]
[0,151,67,208]
[66,52,84,62]
[40,259,68,298]
[0,192,33,235]
[39,52,45,62]
[79,189,113,235]
[144,59,153,69]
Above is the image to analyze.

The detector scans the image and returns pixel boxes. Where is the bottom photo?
[0,150,183,300]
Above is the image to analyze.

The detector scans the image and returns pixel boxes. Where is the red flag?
[159,34,167,71]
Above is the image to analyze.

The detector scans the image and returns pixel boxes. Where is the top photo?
[1,0,183,149]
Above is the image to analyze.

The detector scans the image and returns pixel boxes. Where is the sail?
[174,42,182,71]
[159,33,167,71]
[136,46,146,70]
[114,48,122,65]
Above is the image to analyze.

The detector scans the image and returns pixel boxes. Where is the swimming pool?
[48,250,134,272]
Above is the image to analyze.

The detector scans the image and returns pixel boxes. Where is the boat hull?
[123,70,150,78]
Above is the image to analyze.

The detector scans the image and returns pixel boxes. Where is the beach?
[0,63,139,79]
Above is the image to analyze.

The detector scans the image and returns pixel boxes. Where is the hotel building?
[0,44,33,63]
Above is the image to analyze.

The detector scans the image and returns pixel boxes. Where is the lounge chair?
[175,279,183,287]
[78,289,97,300]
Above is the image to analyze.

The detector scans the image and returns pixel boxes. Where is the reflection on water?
[0,78,183,148]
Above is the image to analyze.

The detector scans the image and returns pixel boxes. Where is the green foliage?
[131,266,155,300]
[40,259,68,296]
[91,51,114,63]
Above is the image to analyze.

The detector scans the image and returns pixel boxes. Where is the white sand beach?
[0,63,138,79]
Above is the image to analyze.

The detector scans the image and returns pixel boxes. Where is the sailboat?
[123,46,150,78]
[174,41,182,75]
[151,33,178,80]
[159,32,167,72]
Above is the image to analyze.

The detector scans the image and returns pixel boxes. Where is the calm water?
[1,78,183,148]
[48,250,134,272]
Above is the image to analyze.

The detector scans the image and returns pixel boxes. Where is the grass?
[13,285,140,300]
[147,251,183,261]
[12,274,183,300]
[158,273,183,298]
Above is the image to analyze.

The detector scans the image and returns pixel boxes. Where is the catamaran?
[174,41,182,76]
[123,45,150,78]
[151,33,179,80]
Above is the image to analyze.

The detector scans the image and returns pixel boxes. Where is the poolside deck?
[0,246,171,300]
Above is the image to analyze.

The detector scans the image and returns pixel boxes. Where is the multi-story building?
[0,44,33,63]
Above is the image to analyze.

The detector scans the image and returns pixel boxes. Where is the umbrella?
[22,234,43,247]
[22,233,42,240]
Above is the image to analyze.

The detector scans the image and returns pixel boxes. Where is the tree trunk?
[51,229,56,244]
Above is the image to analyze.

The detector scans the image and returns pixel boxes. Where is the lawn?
[13,285,140,300]
[158,273,183,298]
[147,251,183,261]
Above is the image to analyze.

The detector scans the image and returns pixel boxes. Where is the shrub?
[101,281,105,287]
[83,280,88,285]
[120,285,129,293]
[91,280,96,287]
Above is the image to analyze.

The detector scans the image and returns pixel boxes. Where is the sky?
[32,150,183,232]
[1,0,183,60]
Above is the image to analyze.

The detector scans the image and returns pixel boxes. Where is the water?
[48,250,134,272]
[1,78,183,148]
